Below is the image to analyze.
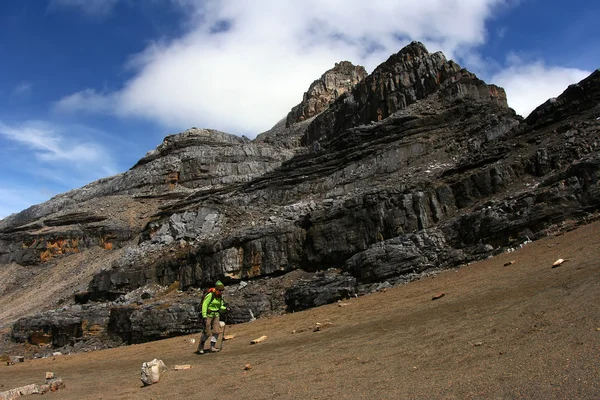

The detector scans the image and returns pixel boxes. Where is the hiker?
[196,280,229,354]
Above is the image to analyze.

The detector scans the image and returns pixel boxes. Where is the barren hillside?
[3,219,599,399]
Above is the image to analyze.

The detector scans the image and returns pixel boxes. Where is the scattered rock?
[313,322,334,332]
[223,334,235,341]
[0,374,65,399]
[552,258,567,268]
[432,292,446,300]
[140,359,167,386]
[47,378,65,392]
[503,260,516,266]
[250,336,267,344]
[243,364,252,370]
[174,365,192,370]
[0,383,40,399]
[8,356,24,364]
[38,384,50,395]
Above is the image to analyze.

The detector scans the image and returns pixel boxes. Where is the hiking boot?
[210,347,220,353]
[195,349,204,355]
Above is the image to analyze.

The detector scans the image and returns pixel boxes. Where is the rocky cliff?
[255,61,367,148]
[286,61,368,126]
[2,43,599,355]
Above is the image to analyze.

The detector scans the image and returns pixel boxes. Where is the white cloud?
[54,89,115,114]
[55,0,508,137]
[12,82,33,97]
[0,121,118,178]
[492,60,590,118]
[49,0,121,17]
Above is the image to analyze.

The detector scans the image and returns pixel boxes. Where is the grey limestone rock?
[4,43,600,353]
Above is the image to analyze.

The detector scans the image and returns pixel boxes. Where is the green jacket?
[202,289,226,318]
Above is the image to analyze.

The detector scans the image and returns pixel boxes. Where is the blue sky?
[0,0,598,219]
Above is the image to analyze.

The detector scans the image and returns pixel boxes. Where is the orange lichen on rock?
[167,171,180,190]
[81,320,104,337]
[38,238,81,262]
[101,234,116,251]
[246,251,262,277]
[247,252,262,277]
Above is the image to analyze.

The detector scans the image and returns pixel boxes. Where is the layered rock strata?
[3,44,600,352]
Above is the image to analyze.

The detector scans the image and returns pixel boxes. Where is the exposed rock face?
[343,229,460,283]
[525,69,600,127]
[3,42,600,353]
[133,128,295,192]
[304,41,508,146]
[286,61,368,126]
[11,304,112,348]
[0,128,295,266]
[256,61,367,149]
[284,270,357,312]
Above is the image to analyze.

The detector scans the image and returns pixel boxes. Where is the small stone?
[503,260,515,266]
[250,335,267,344]
[432,292,446,300]
[552,258,567,268]
[9,355,24,364]
[46,372,55,380]
[244,364,252,370]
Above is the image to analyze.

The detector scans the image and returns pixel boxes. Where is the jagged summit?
[255,61,367,148]
[285,61,368,127]
[303,41,509,146]
[258,41,509,149]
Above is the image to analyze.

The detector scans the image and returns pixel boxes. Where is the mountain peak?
[285,61,368,127]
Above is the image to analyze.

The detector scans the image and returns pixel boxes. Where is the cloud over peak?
[54,0,509,137]
[492,57,590,118]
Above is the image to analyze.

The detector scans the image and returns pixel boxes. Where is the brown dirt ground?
[2,221,600,399]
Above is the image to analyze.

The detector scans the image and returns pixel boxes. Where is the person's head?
[215,280,225,290]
